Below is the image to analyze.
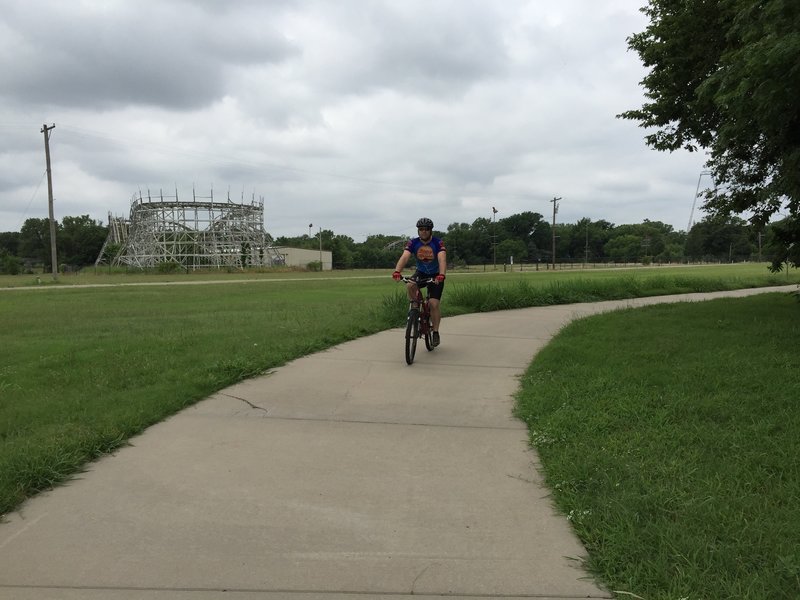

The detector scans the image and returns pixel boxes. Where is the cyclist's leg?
[429,298,441,330]
[406,280,420,305]
[408,272,426,305]
[427,280,444,332]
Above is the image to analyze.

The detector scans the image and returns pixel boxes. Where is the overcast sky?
[0,0,709,242]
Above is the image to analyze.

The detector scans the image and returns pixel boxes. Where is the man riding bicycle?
[392,217,446,347]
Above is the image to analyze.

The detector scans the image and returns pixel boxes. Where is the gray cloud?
[0,0,709,240]
[0,1,298,110]
[339,1,509,95]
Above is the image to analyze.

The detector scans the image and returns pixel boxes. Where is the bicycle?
[399,276,437,365]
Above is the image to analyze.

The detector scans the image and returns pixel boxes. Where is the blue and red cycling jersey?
[405,236,446,276]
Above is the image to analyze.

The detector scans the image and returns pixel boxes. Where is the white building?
[273,247,333,271]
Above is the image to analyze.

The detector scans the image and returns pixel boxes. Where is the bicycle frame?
[400,276,436,364]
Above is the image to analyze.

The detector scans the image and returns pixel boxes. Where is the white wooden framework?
[96,189,284,269]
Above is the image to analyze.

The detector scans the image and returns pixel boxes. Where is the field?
[3,261,798,289]
[515,292,800,599]
[1,263,798,598]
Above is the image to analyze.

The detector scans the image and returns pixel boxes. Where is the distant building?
[274,247,332,271]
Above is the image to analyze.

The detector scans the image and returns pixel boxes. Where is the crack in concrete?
[410,561,437,594]
[219,393,269,414]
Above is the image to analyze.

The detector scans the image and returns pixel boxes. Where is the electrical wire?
[16,169,47,230]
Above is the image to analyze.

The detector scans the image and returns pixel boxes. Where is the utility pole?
[584,220,589,267]
[41,123,57,280]
[491,206,498,269]
[319,226,323,269]
[550,197,561,270]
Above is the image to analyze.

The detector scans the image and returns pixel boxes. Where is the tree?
[445,220,490,265]
[496,239,527,264]
[604,234,644,263]
[0,232,20,256]
[19,218,52,267]
[764,217,800,269]
[0,249,22,274]
[686,215,754,261]
[587,219,617,262]
[330,234,355,269]
[619,0,800,269]
[499,211,547,261]
[554,222,582,261]
[604,221,676,262]
[530,221,552,263]
[59,215,107,266]
[275,233,319,250]
[560,218,616,263]
[353,235,399,269]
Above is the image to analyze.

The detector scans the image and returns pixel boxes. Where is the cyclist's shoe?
[432,331,440,347]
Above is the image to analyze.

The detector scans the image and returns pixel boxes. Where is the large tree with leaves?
[685,214,755,261]
[19,218,53,267]
[59,215,107,266]
[619,0,800,270]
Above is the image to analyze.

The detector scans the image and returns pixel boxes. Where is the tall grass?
[514,293,800,599]
[446,271,795,312]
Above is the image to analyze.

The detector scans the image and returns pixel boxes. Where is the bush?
[157,261,183,274]
[1,252,22,275]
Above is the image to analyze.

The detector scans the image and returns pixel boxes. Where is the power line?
[16,169,47,230]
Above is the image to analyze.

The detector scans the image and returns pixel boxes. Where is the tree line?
[1,211,790,275]
[276,212,784,270]
[0,211,789,275]
[0,216,107,274]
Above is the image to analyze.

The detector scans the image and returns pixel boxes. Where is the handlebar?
[399,276,438,285]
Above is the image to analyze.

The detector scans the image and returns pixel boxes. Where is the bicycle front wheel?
[405,308,419,365]
[423,315,434,351]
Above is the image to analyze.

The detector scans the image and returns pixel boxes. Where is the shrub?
[0,252,22,275]
[157,261,183,274]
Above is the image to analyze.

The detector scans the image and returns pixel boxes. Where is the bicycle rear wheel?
[405,308,419,364]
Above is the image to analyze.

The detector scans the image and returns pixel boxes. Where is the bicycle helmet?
[416,217,434,229]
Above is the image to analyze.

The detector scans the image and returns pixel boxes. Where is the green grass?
[0,277,406,515]
[0,267,391,288]
[0,265,796,518]
[2,261,796,289]
[445,265,797,312]
[1,264,799,599]
[514,293,800,599]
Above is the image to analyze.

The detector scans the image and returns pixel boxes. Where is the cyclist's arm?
[437,248,446,276]
[394,249,412,273]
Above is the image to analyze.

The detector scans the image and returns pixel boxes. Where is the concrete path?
[1,286,794,600]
